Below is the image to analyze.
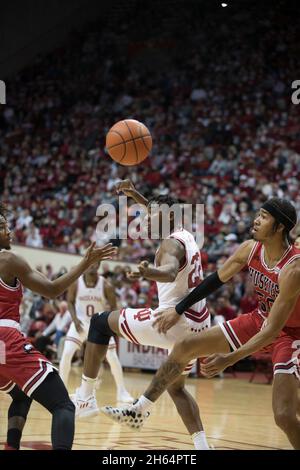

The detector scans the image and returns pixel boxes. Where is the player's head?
[86,261,100,275]
[0,202,12,250]
[146,195,181,239]
[252,198,297,243]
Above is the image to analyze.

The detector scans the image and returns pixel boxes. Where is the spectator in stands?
[34,301,71,358]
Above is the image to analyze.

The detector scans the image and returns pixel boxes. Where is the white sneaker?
[117,389,134,403]
[70,389,99,419]
[100,403,150,430]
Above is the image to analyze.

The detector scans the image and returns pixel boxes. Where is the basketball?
[105,119,152,166]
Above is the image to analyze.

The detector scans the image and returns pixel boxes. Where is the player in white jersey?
[59,262,133,404]
[72,181,211,450]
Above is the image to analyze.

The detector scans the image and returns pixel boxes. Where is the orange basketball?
[106,119,152,166]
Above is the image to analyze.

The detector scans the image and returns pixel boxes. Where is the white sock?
[192,431,210,450]
[133,395,154,413]
[79,375,97,399]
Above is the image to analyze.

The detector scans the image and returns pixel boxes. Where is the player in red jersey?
[0,202,117,450]
[102,198,300,449]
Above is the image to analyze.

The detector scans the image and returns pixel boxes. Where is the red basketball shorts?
[0,326,56,396]
[219,309,300,380]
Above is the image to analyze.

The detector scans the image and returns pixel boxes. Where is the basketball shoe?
[70,388,99,419]
[100,401,150,430]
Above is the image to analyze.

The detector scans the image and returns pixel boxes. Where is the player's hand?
[74,318,84,334]
[115,179,136,197]
[126,261,150,280]
[152,307,181,334]
[138,260,150,276]
[126,270,142,280]
[200,353,233,378]
[83,242,118,267]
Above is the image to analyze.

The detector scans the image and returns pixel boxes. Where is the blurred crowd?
[1,1,300,330]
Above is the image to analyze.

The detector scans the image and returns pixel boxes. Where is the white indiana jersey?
[75,275,107,323]
[156,228,206,314]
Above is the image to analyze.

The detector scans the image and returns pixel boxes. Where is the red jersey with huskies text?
[247,242,300,328]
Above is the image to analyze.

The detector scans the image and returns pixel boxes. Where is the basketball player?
[72,180,212,450]
[59,262,133,403]
[103,198,300,449]
[0,202,117,450]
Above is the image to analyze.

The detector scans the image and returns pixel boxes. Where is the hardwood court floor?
[0,367,293,450]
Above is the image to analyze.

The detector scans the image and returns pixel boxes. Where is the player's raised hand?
[84,242,117,267]
[126,261,151,280]
[115,179,136,197]
[138,260,150,276]
[126,269,142,280]
[152,307,181,334]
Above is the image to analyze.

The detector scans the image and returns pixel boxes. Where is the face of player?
[0,218,12,250]
[144,210,161,239]
[252,209,282,241]
[144,208,174,240]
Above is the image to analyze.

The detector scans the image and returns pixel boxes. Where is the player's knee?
[88,311,115,345]
[52,397,75,415]
[274,409,296,431]
[172,338,194,362]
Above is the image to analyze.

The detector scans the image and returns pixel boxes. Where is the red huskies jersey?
[248,242,300,328]
[0,277,23,323]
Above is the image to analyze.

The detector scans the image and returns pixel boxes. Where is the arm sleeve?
[175,271,224,315]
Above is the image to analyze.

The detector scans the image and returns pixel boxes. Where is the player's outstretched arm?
[126,239,183,283]
[115,179,148,206]
[153,240,254,334]
[201,260,300,377]
[8,242,117,299]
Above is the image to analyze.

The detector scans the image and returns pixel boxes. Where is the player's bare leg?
[272,374,300,449]
[83,310,121,378]
[167,375,209,450]
[101,325,230,435]
[72,310,123,417]
[143,325,230,403]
